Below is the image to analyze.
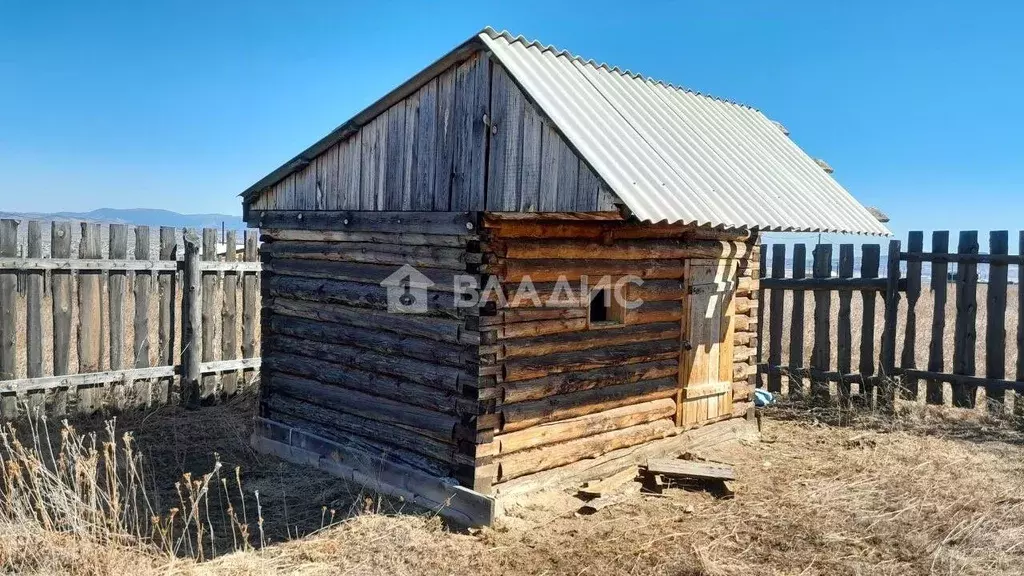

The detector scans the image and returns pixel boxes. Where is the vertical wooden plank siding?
[555,137,579,211]
[222,230,239,397]
[518,102,543,211]
[926,231,950,404]
[985,231,1008,411]
[836,244,854,402]
[108,224,128,371]
[181,230,202,407]
[133,226,152,405]
[451,53,489,210]
[77,223,103,413]
[433,66,457,211]
[952,231,979,408]
[242,231,259,364]
[51,221,73,415]
[157,227,176,404]
[384,99,408,210]
[25,221,44,414]
[901,231,923,399]
[201,228,218,400]
[789,244,807,390]
[810,244,832,399]
[0,220,17,418]
[486,65,514,211]
[766,244,785,393]
[859,244,881,395]
[411,79,438,210]
[537,123,561,212]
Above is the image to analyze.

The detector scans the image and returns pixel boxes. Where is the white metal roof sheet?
[479,28,891,235]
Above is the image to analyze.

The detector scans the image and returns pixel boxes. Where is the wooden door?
[677,261,736,427]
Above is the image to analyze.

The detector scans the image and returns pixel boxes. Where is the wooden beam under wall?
[247,210,479,236]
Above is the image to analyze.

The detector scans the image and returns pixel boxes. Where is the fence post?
[0,220,18,419]
[181,230,202,408]
[879,239,902,409]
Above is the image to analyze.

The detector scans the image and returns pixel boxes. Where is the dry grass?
[3,394,1024,575]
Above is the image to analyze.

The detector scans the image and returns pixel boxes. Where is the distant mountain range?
[0,208,245,230]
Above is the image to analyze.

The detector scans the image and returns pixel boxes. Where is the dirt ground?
[5,394,1024,576]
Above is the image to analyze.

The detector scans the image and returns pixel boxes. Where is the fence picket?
[952,231,979,408]
[108,224,128,375]
[133,226,152,406]
[926,231,950,405]
[859,245,880,399]
[902,232,923,400]
[242,230,258,370]
[77,223,103,414]
[837,244,854,402]
[767,244,786,393]
[789,244,807,395]
[201,228,218,401]
[157,227,176,404]
[985,231,1008,412]
[222,230,239,397]
[51,221,73,415]
[1017,231,1024,415]
[811,244,832,399]
[0,220,18,418]
[182,230,202,408]
[26,222,44,414]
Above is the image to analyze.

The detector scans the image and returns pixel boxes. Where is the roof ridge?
[479,26,761,112]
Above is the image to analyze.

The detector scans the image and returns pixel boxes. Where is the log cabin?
[240,28,890,526]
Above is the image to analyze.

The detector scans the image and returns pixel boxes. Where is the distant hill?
[0,208,245,230]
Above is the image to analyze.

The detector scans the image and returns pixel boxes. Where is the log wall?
[475,216,760,490]
[256,218,489,486]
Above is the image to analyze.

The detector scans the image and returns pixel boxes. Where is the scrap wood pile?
[575,453,737,514]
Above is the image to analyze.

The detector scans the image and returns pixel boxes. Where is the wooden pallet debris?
[644,458,736,481]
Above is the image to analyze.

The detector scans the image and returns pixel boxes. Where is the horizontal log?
[269,335,468,392]
[263,241,476,269]
[265,371,459,441]
[500,239,749,261]
[495,418,676,482]
[266,258,466,291]
[733,314,757,332]
[263,353,468,415]
[271,297,467,344]
[629,279,684,302]
[624,300,682,325]
[734,296,758,314]
[0,358,260,393]
[266,395,466,471]
[495,398,676,454]
[483,212,626,223]
[265,275,462,316]
[262,228,470,247]
[485,220,752,242]
[497,259,686,283]
[501,377,678,432]
[898,369,1024,392]
[497,317,588,339]
[503,339,679,382]
[478,307,587,326]
[501,359,678,404]
[0,258,260,273]
[249,210,478,235]
[500,322,679,360]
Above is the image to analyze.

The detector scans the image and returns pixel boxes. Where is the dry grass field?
[2,393,1024,576]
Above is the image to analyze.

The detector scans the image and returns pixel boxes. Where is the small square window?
[588,287,625,328]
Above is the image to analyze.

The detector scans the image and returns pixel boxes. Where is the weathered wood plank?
[901,232,923,399]
[411,78,437,210]
[644,458,735,481]
[809,244,832,399]
[499,239,749,261]
[503,339,679,383]
[271,297,464,344]
[518,99,543,211]
[451,53,489,211]
[338,131,362,210]
[132,226,152,406]
[926,231,950,405]
[879,239,902,407]
[262,228,468,247]
[265,274,461,316]
[222,230,239,397]
[985,231,1009,411]
[250,211,476,236]
[23,222,43,414]
[952,231,978,408]
[200,229,218,401]
[181,230,202,408]
[77,223,102,414]
[156,227,176,404]
[1017,231,1024,415]
[555,135,579,211]
[0,220,17,417]
[859,244,880,387]
[384,99,408,210]
[487,64,513,211]
[360,111,388,210]
[837,244,854,402]
[501,359,677,404]
[108,224,128,372]
[766,244,785,393]
[433,66,457,211]
[50,221,73,414]
[242,231,258,365]
[501,322,679,360]
[263,240,471,269]
[538,122,561,211]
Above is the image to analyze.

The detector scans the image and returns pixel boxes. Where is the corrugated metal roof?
[479,28,890,235]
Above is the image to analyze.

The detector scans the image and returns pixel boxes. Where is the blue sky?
[1,1,1021,241]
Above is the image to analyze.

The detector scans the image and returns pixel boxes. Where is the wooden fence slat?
[985,231,1008,412]
[1016,231,1024,415]
[242,230,259,365]
[25,221,44,414]
[926,231,950,405]
[201,228,218,401]
[133,226,152,406]
[756,244,766,380]
[767,244,786,393]
[952,231,979,408]
[182,230,202,408]
[77,223,103,413]
[108,224,128,374]
[837,244,854,402]
[859,244,881,398]
[789,244,807,395]
[810,244,832,399]
[51,221,73,415]
[901,232,923,400]
[157,227,176,404]
[221,230,239,397]
[0,220,18,418]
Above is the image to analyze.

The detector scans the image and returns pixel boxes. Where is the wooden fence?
[757,231,1024,412]
[0,219,262,418]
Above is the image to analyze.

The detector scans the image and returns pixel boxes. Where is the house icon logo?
[380,264,435,314]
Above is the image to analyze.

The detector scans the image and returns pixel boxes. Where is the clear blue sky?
[1,1,1021,240]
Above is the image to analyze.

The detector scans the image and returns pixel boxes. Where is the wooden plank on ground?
[644,458,736,481]
[926,231,949,405]
[901,231,923,400]
[578,466,639,498]
[952,231,979,408]
[837,244,854,403]
[51,221,73,415]
[0,220,17,417]
[767,244,785,393]
[810,244,832,399]
[985,231,1009,412]
[77,223,102,413]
